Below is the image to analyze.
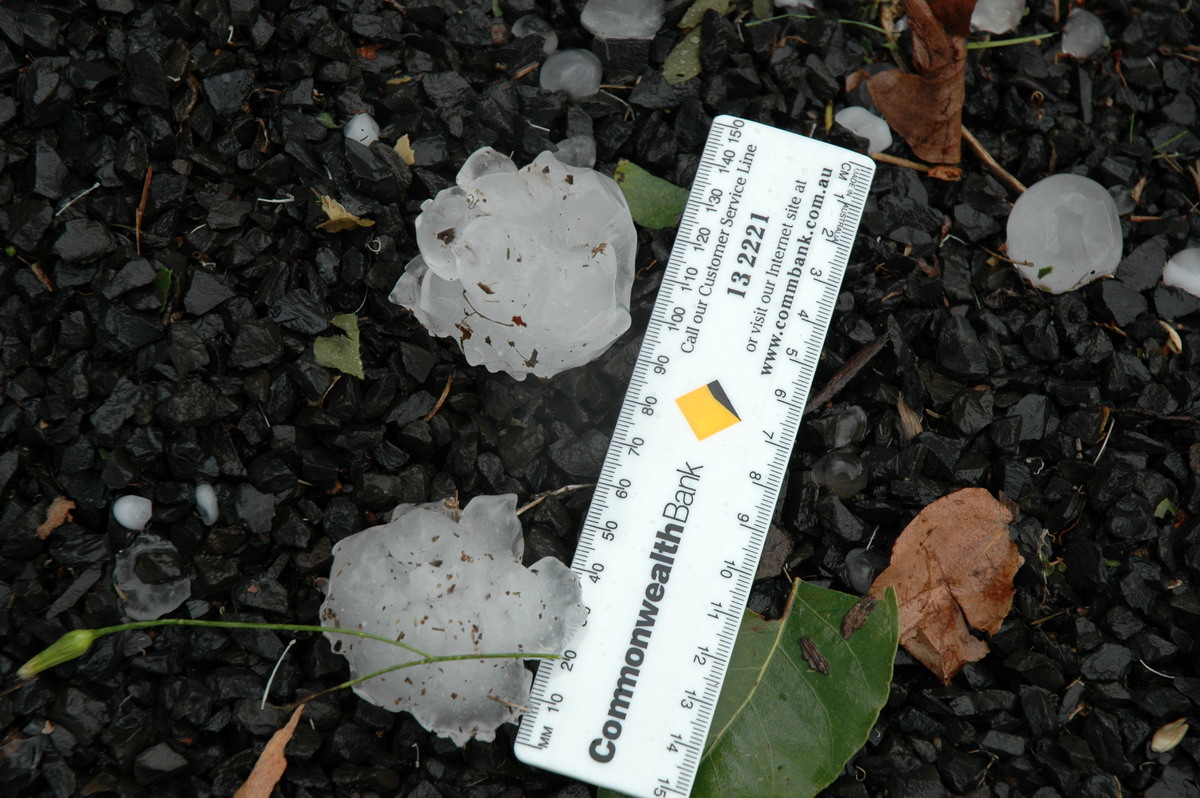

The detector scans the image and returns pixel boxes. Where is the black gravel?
[2,1,1200,796]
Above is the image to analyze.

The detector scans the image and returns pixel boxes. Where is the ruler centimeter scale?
[515,116,875,798]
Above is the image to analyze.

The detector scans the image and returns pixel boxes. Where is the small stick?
[870,151,929,173]
[135,165,153,256]
[961,125,1026,194]
[805,335,888,412]
[517,483,597,516]
[422,376,453,422]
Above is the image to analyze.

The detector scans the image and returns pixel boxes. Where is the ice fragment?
[1162,248,1200,298]
[552,135,597,169]
[344,112,380,146]
[319,495,585,746]
[113,494,153,531]
[389,147,636,379]
[971,0,1024,33]
[114,535,191,620]
[835,106,893,153]
[1061,9,1106,59]
[811,451,868,499]
[539,49,603,100]
[1108,185,1135,216]
[581,0,664,39]
[512,14,557,53]
[1006,174,1122,294]
[195,483,219,525]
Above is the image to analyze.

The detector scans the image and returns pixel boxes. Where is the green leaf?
[752,0,772,19]
[678,0,730,29]
[613,160,689,230]
[696,580,898,797]
[315,112,339,129]
[663,27,702,84]
[314,313,365,379]
[1154,497,1177,519]
[599,581,897,798]
[154,266,173,308]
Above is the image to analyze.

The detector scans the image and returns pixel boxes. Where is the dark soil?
[2,0,1200,796]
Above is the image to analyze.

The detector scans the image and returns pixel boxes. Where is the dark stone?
[1081,643,1133,682]
[52,219,116,262]
[202,70,255,115]
[184,269,236,315]
[229,320,283,369]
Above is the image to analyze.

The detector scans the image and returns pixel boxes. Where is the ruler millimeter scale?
[515,117,875,797]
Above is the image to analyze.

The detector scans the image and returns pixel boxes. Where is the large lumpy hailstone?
[320,495,585,746]
[1006,174,1122,294]
[390,147,636,379]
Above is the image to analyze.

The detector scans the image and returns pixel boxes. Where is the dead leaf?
[233,705,305,798]
[316,195,375,232]
[37,497,76,540]
[393,134,416,166]
[869,487,1022,683]
[1151,718,1188,753]
[356,43,381,60]
[849,0,979,165]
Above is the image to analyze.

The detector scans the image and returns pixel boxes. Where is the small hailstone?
[845,548,888,595]
[971,0,1024,33]
[112,495,153,531]
[194,483,219,526]
[552,135,597,169]
[344,112,380,146]
[539,49,603,100]
[1006,174,1122,294]
[389,147,636,379]
[320,495,585,746]
[1061,9,1106,59]
[1162,248,1200,298]
[512,14,558,54]
[114,535,192,620]
[811,451,868,499]
[581,0,664,40]
[834,106,893,153]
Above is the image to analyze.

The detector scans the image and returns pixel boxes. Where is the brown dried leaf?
[869,488,1022,683]
[233,705,305,798]
[37,497,76,540]
[850,0,979,165]
[393,134,416,166]
[316,195,375,232]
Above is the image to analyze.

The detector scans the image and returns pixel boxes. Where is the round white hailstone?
[581,0,664,39]
[834,106,893,153]
[112,494,153,531]
[114,535,192,620]
[511,14,558,53]
[194,483,219,526]
[539,49,603,100]
[319,495,585,746]
[389,147,636,379]
[1006,174,1122,294]
[971,0,1024,34]
[1162,248,1200,298]
[344,112,380,146]
[1061,9,1106,59]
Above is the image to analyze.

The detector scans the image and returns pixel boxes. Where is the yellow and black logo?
[676,380,741,440]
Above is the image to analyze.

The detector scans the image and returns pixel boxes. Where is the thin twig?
[805,335,889,412]
[422,376,453,422]
[870,151,930,172]
[135,165,153,256]
[517,483,597,516]
[961,125,1026,194]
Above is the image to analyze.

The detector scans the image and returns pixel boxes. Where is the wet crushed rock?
[1,0,1200,796]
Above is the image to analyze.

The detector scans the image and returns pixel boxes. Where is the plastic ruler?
[515,116,875,797]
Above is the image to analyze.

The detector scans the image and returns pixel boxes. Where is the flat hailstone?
[581,0,664,39]
[320,495,585,746]
[1162,248,1200,297]
[1062,9,1106,59]
[194,483,219,525]
[1006,174,1122,294]
[114,535,192,620]
[389,147,636,379]
[835,106,892,153]
[972,0,1024,33]
[539,49,603,100]
[344,112,380,146]
[113,495,153,531]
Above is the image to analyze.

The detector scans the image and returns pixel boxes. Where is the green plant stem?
[744,13,888,36]
[745,14,1057,52]
[966,32,1058,49]
[96,618,434,657]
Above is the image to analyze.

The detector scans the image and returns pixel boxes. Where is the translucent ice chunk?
[320,495,585,746]
[194,483,219,526]
[812,451,868,499]
[113,495,152,531]
[344,112,380,146]
[390,147,636,379]
[581,0,664,39]
[512,14,558,53]
[1006,174,1122,293]
[114,535,191,620]
[539,49,603,100]
[835,106,893,153]
[1162,248,1200,298]
[845,547,888,595]
[553,135,597,169]
[971,0,1024,33]
[1108,185,1135,216]
[1061,9,1105,59]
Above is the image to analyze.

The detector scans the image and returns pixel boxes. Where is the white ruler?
[515,116,875,797]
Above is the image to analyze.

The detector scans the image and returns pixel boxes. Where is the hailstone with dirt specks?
[319,495,585,746]
[389,147,636,379]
